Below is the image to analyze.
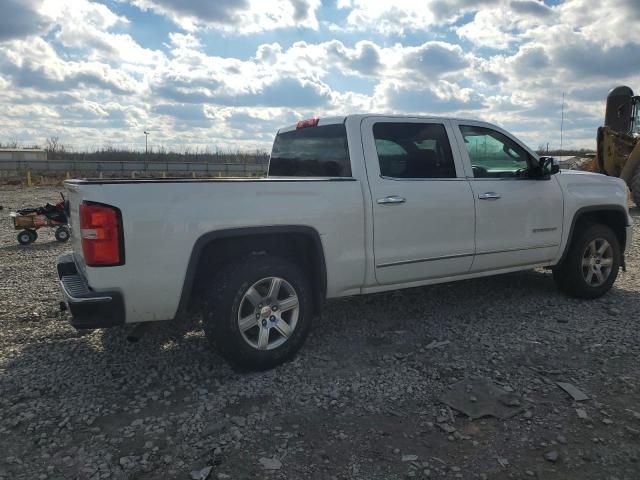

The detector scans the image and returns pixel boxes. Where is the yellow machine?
[594,86,640,205]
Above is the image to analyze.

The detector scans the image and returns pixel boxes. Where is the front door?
[451,121,563,272]
[361,117,476,285]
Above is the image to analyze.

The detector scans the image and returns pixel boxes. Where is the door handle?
[377,195,406,205]
[478,192,501,200]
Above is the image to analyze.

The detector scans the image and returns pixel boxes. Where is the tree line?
[1,137,269,164]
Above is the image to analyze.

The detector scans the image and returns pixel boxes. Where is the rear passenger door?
[361,117,476,285]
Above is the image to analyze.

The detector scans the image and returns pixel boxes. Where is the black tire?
[17,230,33,245]
[27,229,37,242]
[55,226,70,242]
[631,166,640,207]
[553,224,621,299]
[202,254,313,370]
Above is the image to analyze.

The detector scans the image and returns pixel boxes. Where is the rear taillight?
[79,202,124,266]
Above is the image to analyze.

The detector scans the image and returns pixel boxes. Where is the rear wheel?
[55,226,70,242]
[202,254,313,370]
[631,165,640,207]
[553,224,620,298]
[17,230,33,245]
[27,229,38,242]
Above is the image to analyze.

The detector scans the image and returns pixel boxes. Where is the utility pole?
[144,131,149,154]
[560,92,565,154]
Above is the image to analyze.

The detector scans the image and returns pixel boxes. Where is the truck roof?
[276,114,479,134]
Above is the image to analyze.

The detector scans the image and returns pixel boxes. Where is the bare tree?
[0,137,19,148]
[45,136,66,160]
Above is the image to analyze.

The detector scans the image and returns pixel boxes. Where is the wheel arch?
[557,205,629,267]
[174,225,327,322]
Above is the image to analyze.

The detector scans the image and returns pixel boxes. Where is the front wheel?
[202,254,313,370]
[553,224,621,299]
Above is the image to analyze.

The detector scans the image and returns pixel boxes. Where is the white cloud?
[168,32,202,50]
[456,9,518,50]
[41,0,124,29]
[380,79,485,115]
[325,40,382,76]
[455,0,555,50]
[130,0,321,33]
[339,0,500,34]
[39,0,165,68]
[0,37,141,94]
[558,0,640,47]
[0,0,50,41]
[400,42,469,77]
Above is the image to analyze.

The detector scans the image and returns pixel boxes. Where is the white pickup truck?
[58,115,632,369]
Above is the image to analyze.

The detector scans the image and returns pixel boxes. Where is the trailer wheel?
[55,226,70,242]
[27,230,38,242]
[17,230,33,245]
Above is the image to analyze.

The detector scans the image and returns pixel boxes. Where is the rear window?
[269,124,351,177]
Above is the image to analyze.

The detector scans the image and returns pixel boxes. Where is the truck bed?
[63,177,367,323]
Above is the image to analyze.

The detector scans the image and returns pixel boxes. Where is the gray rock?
[544,451,559,463]
[259,457,282,470]
[576,408,589,419]
[230,416,246,427]
[190,466,213,480]
[437,423,457,433]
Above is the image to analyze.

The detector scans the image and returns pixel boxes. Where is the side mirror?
[537,156,560,177]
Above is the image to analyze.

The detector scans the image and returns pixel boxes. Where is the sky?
[0,0,638,153]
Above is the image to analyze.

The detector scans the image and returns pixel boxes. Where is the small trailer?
[11,195,69,245]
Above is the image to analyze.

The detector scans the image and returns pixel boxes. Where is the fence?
[0,158,268,182]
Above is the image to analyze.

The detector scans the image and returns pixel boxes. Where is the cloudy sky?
[0,0,637,152]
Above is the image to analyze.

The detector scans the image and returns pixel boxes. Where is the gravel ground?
[1,185,639,480]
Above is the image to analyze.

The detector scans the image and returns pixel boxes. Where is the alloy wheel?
[237,277,299,350]
[581,238,613,287]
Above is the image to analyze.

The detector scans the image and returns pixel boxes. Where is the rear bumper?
[57,253,125,329]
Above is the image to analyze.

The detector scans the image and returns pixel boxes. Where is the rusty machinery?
[595,86,640,205]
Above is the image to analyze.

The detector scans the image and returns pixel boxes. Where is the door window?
[459,125,532,178]
[373,123,456,179]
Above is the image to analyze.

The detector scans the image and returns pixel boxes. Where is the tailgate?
[64,183,87,275]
